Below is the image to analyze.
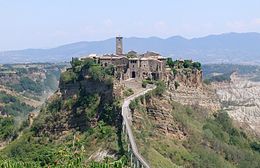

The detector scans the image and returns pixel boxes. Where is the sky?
[1,0,260,50]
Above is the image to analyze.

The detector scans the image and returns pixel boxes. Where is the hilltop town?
[79,37,168,81]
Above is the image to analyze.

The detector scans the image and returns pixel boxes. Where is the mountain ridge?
[1,32,260,64]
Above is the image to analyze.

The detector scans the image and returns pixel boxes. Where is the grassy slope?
[0,93,124,167]
[133,95,260,168]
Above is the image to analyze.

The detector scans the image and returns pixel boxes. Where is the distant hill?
[1,32,260,64]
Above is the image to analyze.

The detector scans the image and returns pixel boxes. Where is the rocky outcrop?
[168,69,203,89]
[166,69,221,112]
[168,85,221,112]
[133,96,187,140]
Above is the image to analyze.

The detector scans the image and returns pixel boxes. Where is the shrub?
[0,117,18,141]
[60,70,77,84]
[142,80,148,88]
[123,88,134,97]
[172,68,178,76]
[154,81,166,96]
[251,142,260,153]
[192,62,202,70]
[89,65,104,81]
[183,60,193,69]
[129,99,139,111]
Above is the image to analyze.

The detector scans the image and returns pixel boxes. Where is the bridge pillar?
[127,144,130,152]
[122,120,125,133]
[130,153,133,167]
[137,160,140,168]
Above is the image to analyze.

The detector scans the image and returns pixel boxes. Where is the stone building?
[80,36,167,81]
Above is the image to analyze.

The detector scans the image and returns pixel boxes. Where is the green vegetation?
[0,91,34,117]
[9,77,43,94]
[167,58,202,71]
[154,80,166,96]
[0,90,125,167]
[0,117,18,142]
[142,80,148,88]
[204,72,232,84]
[202,64,260,83]
[0,91,17,104]
[123,88,134,97]
[60,58,114,85]
[142,79,154,88]
[90,156,127,168]
[0,59,126,167]
[60,70,77,84]
[132,93,260,168]
[1,63,64,98]
[203,64,259,77]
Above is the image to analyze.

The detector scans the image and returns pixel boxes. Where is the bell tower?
[116,36,123,55]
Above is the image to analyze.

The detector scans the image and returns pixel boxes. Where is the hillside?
[131,88,260,168]
[202,64,260,137]
[0,63,66,149]
[1,32,260,64]
[0,60,260,167]
[0,59,128,167]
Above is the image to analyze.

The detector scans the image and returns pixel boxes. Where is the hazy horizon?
[1,0,260,50]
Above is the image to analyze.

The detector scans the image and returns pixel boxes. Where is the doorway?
[131,71,136,78]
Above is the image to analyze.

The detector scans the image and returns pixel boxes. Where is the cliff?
[131,88,260,168]
[166,66,221,112]
[0,59,127,167]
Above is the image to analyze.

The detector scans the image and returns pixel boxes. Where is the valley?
[0,63,66,149]
[213,72,260,137]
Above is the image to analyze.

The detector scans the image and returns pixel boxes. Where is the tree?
[192,62,202,70]
[60,70,77,84]
[89,65,104,81]
[183,60,193,69]
[166,58,174,67]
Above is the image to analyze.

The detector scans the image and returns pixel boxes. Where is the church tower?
[116,36,123,55]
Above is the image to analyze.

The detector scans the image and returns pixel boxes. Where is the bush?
[0,117,18,141]
[60,70,77,84]
[183,60,193,69]
[129,99,139,111]
[142,80,148,88]
[192,62,202,70]
[154,81,166,96]
[89,65,104,81]
[2,101,34,117]
[251,142,260,153]
[123,88,134,97]
[47,97,62,113]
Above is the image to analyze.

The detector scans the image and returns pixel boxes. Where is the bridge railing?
[121,86,155,168]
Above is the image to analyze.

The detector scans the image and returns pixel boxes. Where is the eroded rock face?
[168,69,203,89]
[166,69,221,112]
[213,73,260,137]
[133,97,187,140]
[168,85,221,112]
